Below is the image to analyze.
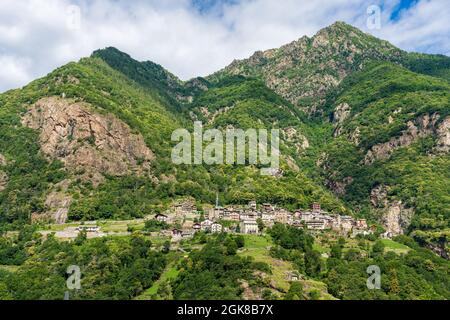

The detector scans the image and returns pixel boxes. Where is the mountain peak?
[92,46,132,61]
[208,21,403,113]
[323,20,359,31]
[91,46,189,106]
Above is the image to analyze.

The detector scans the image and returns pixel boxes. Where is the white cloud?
[0,0,448,93]
[368,0,450,55]
[0,55,32,90]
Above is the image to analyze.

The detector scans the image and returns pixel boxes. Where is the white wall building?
[211,223,223,233]
[201,219,214,231]
[240,220,259,234]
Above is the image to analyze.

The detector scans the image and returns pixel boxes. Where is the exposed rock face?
[380,200,414,236]
[285,155,300,172]
[426,243,449,260]
[349,127,361,145]
[283,127,309,152]
[333,103,351,137]
[0,171,7,192]
[0,154,7,192]
[44,190,72,224]
[435,117,450,153]
[370,185,388,208]
[198,106,233,124]
[364,113,440,164]
[30,180,73,224]
[22,97,154,178]
[371,185,413,236]
[327,176,353,195]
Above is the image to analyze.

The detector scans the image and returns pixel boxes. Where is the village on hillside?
[39,198,375,243]
[153,200,373,242]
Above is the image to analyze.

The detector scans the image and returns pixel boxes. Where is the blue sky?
[0,0,449,92]
[390,0,419,20]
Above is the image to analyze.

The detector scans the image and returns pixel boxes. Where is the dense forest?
[1,224,448,300]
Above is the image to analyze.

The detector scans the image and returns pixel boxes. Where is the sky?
[0,0,449,93]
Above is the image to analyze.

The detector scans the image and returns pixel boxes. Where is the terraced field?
[238,234,336,300]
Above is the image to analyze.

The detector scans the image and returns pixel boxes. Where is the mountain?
[208,22,402,114]
[0,44,347,227]
[209,21,450,115]
[206,22,450,256]
[0,22,448,258]
[1,21,449,301]
[321,62,450,257]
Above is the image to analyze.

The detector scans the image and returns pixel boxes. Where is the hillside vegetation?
[0,21,449,300]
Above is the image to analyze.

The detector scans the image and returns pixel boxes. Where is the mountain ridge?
[0,21,448,258]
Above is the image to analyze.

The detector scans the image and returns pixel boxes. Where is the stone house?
[172,228,183,241]
[240,220,259,234]
[76,226,100,233]
[155,213,169,223]
[274,209,289,224]
[240,211,257,221]
[211,223,223,233]
[227,211,240,221]
[355,219,368,229]
[306,218,326,230]
[200,219,214,231]
[182,230,194,239]
[311,202,321,212]
[212,207,224,220]
[298,211,314,222]
[262,203,274,212]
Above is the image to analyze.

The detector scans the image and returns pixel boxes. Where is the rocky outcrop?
[283,127,309,152]
[0,171,7,192]
[380,201,413,236]
[0,154,7,192]
[30,180,73,224]
[370,185,388,208]
[435,117,450,153]
[333,103,351,137]
[198,106,233,124]
[285,156,300,172]
[210,22,403,113]
[426,243,449,260]
[364,113,440,165]
[327,176,353,195]
[44,191,72,224]
[22,97,155,179]
[371,185,413,236]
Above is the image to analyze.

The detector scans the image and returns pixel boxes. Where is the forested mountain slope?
[319,62,450,256]
[0,22,448,258]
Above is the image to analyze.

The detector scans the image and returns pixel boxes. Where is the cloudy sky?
[0,0,449,92]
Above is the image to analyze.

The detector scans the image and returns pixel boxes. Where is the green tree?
[371,240,385,258]
[330,244,342,259]
[285,282,303,300]
[388,269,400,296]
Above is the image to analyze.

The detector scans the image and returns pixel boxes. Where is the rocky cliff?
[364,113,448,164]
[0,154,7,192]
[370,185,414,236]
[22,97,155,180]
